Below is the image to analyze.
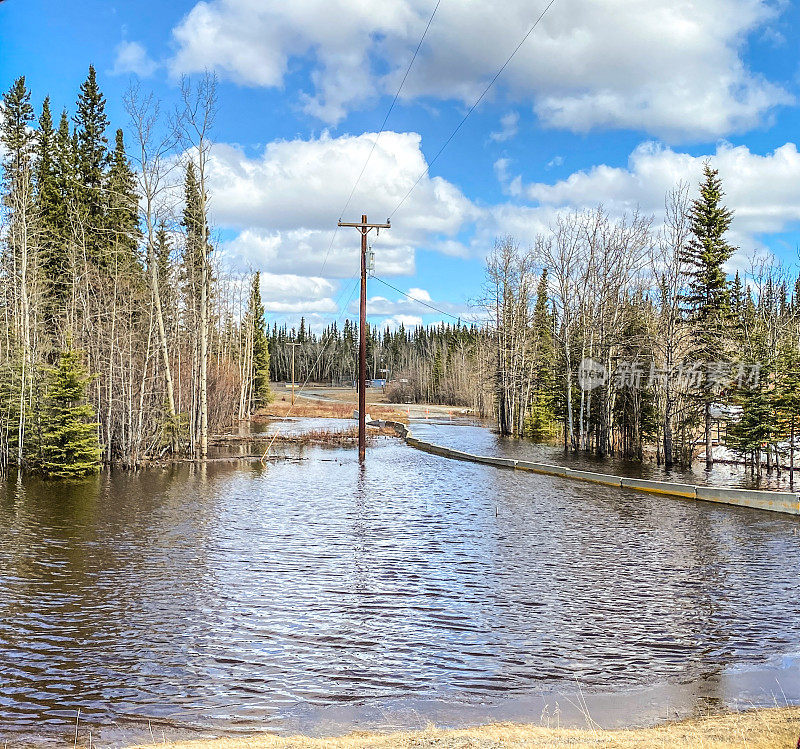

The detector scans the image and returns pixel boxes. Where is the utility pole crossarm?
[337,219,391,230]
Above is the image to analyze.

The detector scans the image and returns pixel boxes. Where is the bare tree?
[124,83,181,448]
[179,72,217,459]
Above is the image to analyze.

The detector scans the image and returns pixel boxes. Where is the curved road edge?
[384,422,800,517]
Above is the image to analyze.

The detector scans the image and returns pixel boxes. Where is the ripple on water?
[0,428,799,743]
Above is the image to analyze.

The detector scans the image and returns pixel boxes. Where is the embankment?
[394,424,800,517]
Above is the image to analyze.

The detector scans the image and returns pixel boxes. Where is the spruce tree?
[45,109,79,312]
[35,97,66,329]
[248,272,272,409]
[55,108,78,208]
[34,97,59,220]
[0,76,35,180]
[527,270,556,440]
[73,64,110,265]
[155,222,174,328]
[106,128,142,273]
[727,289,775,477]
[182,161,207,277]
[775,337,800,486]
[682,164,735,468]
[40,347,101,478]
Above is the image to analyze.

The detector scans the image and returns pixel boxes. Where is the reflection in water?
[413,419,800,490]
[0,424,798,745]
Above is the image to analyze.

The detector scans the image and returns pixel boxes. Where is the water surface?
[1,422,799,745]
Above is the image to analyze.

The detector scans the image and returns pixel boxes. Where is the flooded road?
[412,418,800,490]
[1,420,799,745]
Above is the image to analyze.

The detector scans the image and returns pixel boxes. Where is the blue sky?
[3,0,800,331]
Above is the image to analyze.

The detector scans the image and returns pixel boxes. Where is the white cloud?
[259,272,335,301]
[168,0,789,137]
[490,111,519,142]
[111,41,158,78]
[207,130,477,277]
[364,288,451,316]
[382,314,424,330]
[494,158,522,197]
[512,140,800,261]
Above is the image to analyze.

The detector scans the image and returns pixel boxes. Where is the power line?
[320,0,443,279]
[370,274,463,321]
[339,0,443,221]
[389,0,559,220]
[257,0,445,458]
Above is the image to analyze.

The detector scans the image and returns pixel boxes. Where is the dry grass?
[211,426,397,448]
[127,707,800,749]
[257,398,407,423]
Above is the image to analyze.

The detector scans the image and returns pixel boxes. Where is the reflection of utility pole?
[337,214,391,462]
[287,342,301,405]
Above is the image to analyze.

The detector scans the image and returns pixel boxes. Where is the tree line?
[0,69,271,476]
[268,319,488,413]
[485,167,800,482]
[4,66,796,481]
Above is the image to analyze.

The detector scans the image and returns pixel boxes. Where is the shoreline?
[125,707,800,748]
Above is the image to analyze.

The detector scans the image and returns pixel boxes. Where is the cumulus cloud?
[381,314,424,330]
[524,141,800,243]
[207,130,477,277]
[168,0,788,137]
[111,41,158,77]
[209,130,800,301]
[185,125,800,326]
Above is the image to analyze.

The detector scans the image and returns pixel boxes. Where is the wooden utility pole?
[338,215,391,461]
[287,342,301,405]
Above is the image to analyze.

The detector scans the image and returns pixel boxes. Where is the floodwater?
[1,419,799,746]
[413,418,800,491]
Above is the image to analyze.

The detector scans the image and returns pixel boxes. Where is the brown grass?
[257,399,407,423]
[127,707,800,749]
[211,426,397,448]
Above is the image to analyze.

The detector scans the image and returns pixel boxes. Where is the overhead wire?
[318,0,443,279]
[263,0,446,456]
[388,0,559,220]
[370,273,462,322]
[338,0,443,222]
[264,0,558,453]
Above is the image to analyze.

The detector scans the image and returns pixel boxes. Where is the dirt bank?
[128,706,800,749]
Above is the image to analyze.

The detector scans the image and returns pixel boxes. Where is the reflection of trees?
[0,462,234,726]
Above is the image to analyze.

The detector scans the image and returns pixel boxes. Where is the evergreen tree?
[54,108,78,213]
[727,289,775,477]
[182,160,207,276]
[106,128,141,273]
[248,272,272,409]
[526,270,556,440]
[34,97,59,220]
[155,221,174,329]
[39,347,101,478]
[775,336,800,486]
[682,164,735,468]
[44,109,79,311]
[0,76,35,180]
[73,64,109,264]
[34,97,66,328]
